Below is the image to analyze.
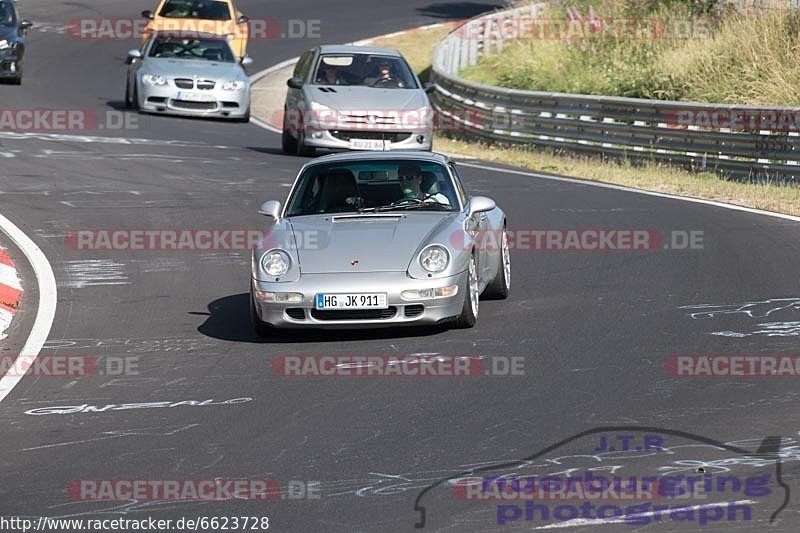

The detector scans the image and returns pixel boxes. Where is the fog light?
[416,135,425,144]
[312,131,323,139]
[254,290,303,303]
[401,285,458,301]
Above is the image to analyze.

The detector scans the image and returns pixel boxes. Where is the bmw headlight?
[261,250,291,277]
[141,73,167,86]
[419,245,450,273]
[221,80,246,91]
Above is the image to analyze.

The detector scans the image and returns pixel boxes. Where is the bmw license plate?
[316,293,388,310]
[349,139,389,151]
[176,91,215,103]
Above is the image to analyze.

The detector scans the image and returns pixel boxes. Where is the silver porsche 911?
[250,151,510,335]
[125,33,252,121]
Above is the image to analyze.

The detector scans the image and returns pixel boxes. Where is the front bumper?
[252,271,466,329]
[138,83,250,119]
[301,127,433,151]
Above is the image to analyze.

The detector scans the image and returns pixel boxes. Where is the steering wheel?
[371,77,396,87]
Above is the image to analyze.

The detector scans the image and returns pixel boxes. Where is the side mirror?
[237,15,249,24]
[141,10,154,19]
[423,82,435,94]
[259,200,282,221]
[19,20,33,30]
[241,55,254,67]
[467,196,496,217]
[126,49,142,64]
[287,77,303,89]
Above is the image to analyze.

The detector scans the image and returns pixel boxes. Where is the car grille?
[311,307,397,321]
[338,112,401,127]
[404,305,424,318]
[330,131,413,143]
[174,78,194,89]
[171,100,217,110]
[197,79,216,90]
[285,308,306,320]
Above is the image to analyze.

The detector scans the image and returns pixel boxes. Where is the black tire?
[250,292,274,338]
[126,79,139,110]
[124,76,133,108]
[295,129,316,157]
[234,107,251,123]
[454,254,478,329]
[281,128,297,153]
[483,225,510,300]
[11,63,22,85]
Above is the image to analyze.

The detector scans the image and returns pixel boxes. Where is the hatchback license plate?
[349,139,389,151]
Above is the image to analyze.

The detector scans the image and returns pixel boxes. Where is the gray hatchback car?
[282,45,436,156]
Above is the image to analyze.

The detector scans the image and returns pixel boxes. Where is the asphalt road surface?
[1,1,799,531]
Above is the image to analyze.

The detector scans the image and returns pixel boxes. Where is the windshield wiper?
[374,202,451,212]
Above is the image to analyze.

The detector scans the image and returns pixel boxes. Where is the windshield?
[0,1,16,26]
[158,0,232,20]
[148,37,236,62]
[312,54,419,89]
[286,160,458,216]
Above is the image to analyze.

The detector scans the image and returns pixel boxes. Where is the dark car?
[0,0,32,85]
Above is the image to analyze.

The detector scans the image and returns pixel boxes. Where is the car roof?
[302,151,451,170]
[316,45,403,57]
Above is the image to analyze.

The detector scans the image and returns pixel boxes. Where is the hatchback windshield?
[0,1,16,26]
[148,37,236,62]
[312,54,418,89]
[286,160,459,216]
[158,0,232,20]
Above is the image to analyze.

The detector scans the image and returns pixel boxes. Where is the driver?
[319,64,343,85]
[367,59,405,88]
[397,165,450,206]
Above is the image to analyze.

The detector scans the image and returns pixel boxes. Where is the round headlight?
[419,245,450,273]
[261,250,290,277]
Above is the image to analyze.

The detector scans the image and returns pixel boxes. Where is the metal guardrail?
[430,3,800,184]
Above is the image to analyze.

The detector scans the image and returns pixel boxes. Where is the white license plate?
[176,91,216,102]
[316,293,388,310]
[349,139,389,151]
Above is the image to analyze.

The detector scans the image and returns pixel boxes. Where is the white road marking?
[0,214,58,403]
[63,259,129,289]
[529,500,758,529]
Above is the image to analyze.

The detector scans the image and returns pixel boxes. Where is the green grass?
[462,0,800,104]
[368,14,800,217]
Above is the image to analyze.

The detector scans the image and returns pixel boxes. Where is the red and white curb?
[0,247,22,340]
[0,213,57,403]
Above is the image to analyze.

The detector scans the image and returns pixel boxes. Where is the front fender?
[251,220,301,283]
